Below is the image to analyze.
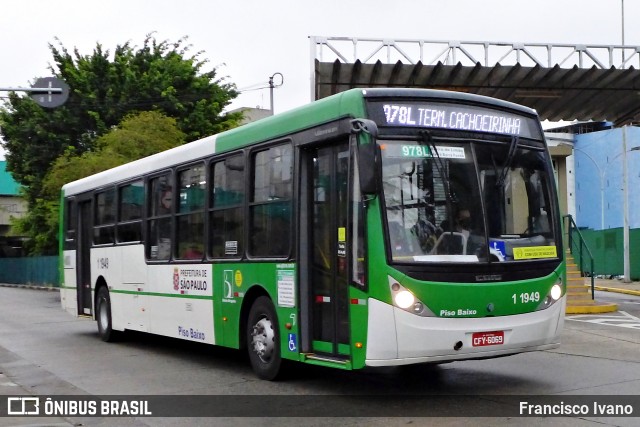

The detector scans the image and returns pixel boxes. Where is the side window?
[147,173,172,260]
[64,199,77,250]
[118,180,144,242]
[94,188,115,244]
[249,144,292,257]
[210,154,245,258]
[176,163,206,260]
[351,147,366,288]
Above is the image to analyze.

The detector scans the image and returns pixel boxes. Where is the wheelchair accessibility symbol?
[288,333,297,352]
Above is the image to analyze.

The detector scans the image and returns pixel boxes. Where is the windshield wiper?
[495,135,519,188]
[419,130,455,229]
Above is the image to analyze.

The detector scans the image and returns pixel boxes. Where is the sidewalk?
[592,277,640,297]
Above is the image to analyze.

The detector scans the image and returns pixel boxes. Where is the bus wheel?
[246,296,281,380]
[96,286,120,342]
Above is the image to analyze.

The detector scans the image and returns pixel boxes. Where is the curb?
[566,303,618,314]
[594,286,640,297]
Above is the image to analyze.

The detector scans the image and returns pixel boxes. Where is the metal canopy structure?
[310,37,640,125]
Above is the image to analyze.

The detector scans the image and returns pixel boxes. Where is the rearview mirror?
[351,119,380,195]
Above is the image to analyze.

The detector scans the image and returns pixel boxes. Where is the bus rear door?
[76,199,93,316]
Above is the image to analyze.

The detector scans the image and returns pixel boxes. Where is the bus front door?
[304,143,351,358]
[76,200,93,316]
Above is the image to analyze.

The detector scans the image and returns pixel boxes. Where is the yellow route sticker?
[513,246,557,260]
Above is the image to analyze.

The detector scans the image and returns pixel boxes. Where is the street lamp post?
[268,73,283,116]
[622,127,629,282]
[622,0,626,65]
[622,134,640,282]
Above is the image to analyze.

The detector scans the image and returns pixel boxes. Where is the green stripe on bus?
[110,290,213,300]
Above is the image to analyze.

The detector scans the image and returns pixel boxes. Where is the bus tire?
[246,296,282,380]
[96,286,120,342]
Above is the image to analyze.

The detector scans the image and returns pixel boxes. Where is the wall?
[574,126,640,230]
[0,195,27,227]
[0,161,27,245]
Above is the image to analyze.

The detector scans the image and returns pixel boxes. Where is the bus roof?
[61,89,367,196]
[360,88,538,116]
[61,88,538,196]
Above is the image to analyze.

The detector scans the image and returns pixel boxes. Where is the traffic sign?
[30,77,69,108]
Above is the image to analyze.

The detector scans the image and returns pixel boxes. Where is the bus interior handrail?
[563,214,595,299]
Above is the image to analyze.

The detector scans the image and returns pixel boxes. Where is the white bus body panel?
[365,296,565,366]
[146,264,215,345]
[87,244,215,344]
[61,250,77,316]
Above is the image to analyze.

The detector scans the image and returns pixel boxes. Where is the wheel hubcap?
[99,298,108,330]
[251,316,275,362]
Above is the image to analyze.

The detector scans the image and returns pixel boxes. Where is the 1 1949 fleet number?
[512,291,540,304]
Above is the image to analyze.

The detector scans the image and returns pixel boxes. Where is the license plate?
[472,331,504,347]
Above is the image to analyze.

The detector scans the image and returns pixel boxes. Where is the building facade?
[548,125,640,279]
[0,160,27,256]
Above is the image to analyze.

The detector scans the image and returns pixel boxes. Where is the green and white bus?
[60,88,565,380]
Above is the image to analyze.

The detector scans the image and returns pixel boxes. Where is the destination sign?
[367,101,542,139]
[387,144,430,158]
[382,143,466,160]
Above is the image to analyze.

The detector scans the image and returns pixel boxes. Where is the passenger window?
[65,199,77,242]
[249,144,292,257]
[176,164,206,260]
[94,188,115,244]
[147,173,172,260]
[117,180,144,242]
[95,189,116,225]
[210,154,245,258]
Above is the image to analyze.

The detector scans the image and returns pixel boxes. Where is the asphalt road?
[0,286,639,426]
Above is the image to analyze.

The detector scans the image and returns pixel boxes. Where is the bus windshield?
[381,139,558,263]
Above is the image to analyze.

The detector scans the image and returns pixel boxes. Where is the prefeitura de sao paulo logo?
[173,267,179,291]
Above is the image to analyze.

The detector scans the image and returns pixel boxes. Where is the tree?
[14,111,185,254]
[0,34,242,254]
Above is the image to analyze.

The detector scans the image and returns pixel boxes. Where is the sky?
[1,0,639,160]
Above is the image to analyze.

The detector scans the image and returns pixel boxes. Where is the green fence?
[0,256,59,286]
[571,227,640,280]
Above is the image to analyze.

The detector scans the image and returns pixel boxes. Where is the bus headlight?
[394,290,415,309]
[536,277,564,311]
[388,276,435,317]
